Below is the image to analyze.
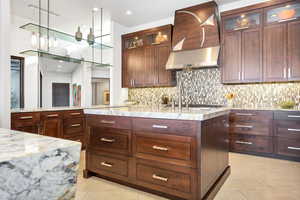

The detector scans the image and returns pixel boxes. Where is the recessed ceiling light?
[93,7,99,12]
[126,10,133,15]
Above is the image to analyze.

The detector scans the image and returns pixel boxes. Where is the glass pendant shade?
[87,28,95,45]
[75,26,83,42]
[31,32,38,48]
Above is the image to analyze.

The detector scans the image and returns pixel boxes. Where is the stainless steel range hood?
[166,46,220,70]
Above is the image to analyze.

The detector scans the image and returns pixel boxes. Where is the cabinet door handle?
[20,116,33,120]
[288,68,291,79]
[288,128,300,132]
[71,124,81,127]
[235,113,254,116]
[152,124,168,129]
[235,141,253,145]
[288,115,300,118]
[100,120,115,124]
[152,145,169,151]
[152,174,168,182]
[70,112,81,116]
[47,114,59,118]
[278,17,297,23]
[101,162,113,168]
[235,125,253,129]
[288,147,300,151]
[100,138,115,143]
[234,26,249,31]
[283,68,287,78]
[238,71,241,80]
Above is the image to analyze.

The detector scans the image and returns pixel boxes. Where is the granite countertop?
[0,128,81,163]
[84,106,231,121]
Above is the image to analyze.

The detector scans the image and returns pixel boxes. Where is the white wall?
[110,22,129,106]
[0,0,11,128]
[218,0,269,12]
[92,68,110,79]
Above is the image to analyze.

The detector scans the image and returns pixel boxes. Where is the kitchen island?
[83,106,231,200]
[0,128,82,200]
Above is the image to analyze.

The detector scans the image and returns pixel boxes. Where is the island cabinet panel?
[40,111,63,138]
[84,115,230,200]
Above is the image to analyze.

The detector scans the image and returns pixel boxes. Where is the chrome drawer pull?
[152,145,169,151]
[152,125,168,129]
[71,124,81,127]
[70,112,81,116]
[278,17,297,23]
[235,141,253,145]
[152,174,168,182]
[47,114,59,117]
[288,115,300,118]
[288,147,300,151]
[100,120,115,124]
[235,125,253,129]
[101,162,113,168]
[100,138,115,143]
[235,113,254,116]
[20,116,33,120]
[288,128,300,132]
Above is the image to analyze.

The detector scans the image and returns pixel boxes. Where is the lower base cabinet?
[84,115,230,200]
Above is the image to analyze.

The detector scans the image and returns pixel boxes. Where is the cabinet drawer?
[133,118,197,136]
[89,153,128,177]
[64,110,84,119]
[135,133,194,162]
[230,134,273,154]
[274,111,300,121]
[41,111,63,120]
[65,135,85,147]
[230,122,271,136]
[89,127,131,155]
[274,120,300,139]
[275,138,300,158]
[230,110,273,123]
[64,118,84,136]
[11,112,40,128]
[137,164,191,193]
[87,115,131,130]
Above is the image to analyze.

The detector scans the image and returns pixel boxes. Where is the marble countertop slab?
[11,105,128,113]
[0,128,82,200]
[84,106,230,121]
[0,128,81,163]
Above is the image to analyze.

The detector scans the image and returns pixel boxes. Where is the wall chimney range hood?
[166,1,220,70]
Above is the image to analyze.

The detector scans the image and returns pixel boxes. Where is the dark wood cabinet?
[122,25,176,88]
[263,23,287,82]
[221,1,300,84]
[84,115,230,200]
[222,10,263,84]
[11,109,86,148]
[287,20,300,80]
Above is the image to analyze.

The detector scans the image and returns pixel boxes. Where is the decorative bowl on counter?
[279,101,296,109]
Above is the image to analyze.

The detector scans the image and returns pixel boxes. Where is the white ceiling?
[12,0,241,28]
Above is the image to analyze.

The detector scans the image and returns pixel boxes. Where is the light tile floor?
[75,152,300,200]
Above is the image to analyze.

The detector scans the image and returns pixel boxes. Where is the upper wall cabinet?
[263,2,300,82]
[221,0,300,84]
[122,25,176,88]
[222,10,263,83]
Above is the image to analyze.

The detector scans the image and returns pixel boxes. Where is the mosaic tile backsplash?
[128,68,300,107]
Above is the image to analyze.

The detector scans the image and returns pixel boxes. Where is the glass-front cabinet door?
[224,11,262,32]
[266,3,300,24]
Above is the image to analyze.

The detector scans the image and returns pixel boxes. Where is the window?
[11,56,24,109]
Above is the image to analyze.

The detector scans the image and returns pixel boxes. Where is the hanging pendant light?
[75,26,83,42]
[31,32,38,48]
[87,28,95,45]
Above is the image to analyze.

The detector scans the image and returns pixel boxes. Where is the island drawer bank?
[11,109,86,147]
[229,109,300,160]
[83,114,230,200]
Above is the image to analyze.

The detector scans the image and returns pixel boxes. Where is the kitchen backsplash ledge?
[128,68,300,107]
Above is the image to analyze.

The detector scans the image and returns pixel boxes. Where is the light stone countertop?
[84,106,231,121]
[0,128,82,200]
